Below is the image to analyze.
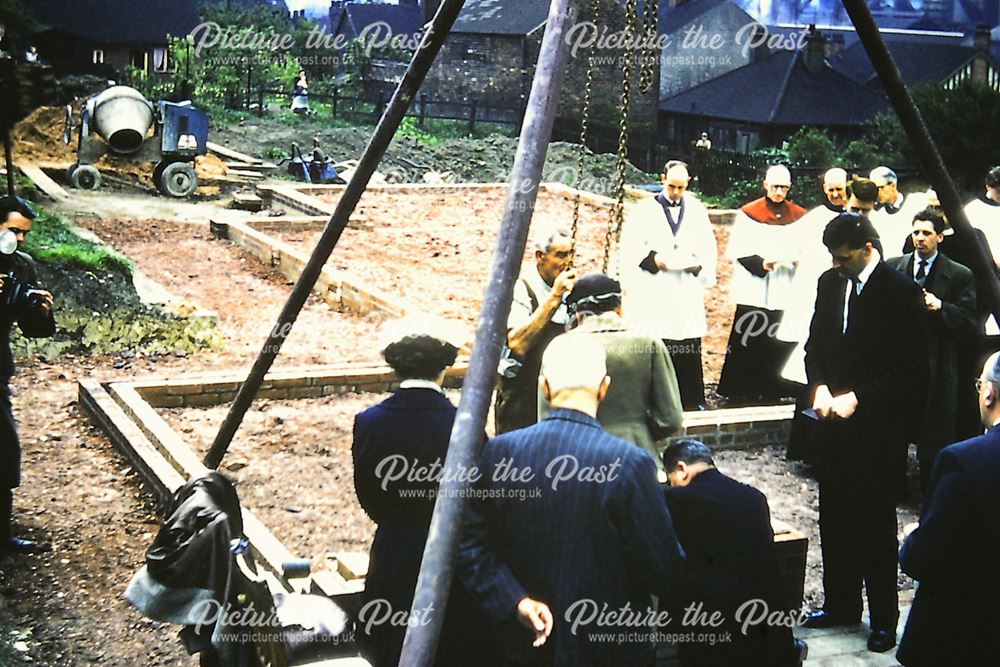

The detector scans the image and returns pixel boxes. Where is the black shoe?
[801,610,860,629]
[2,538,48,554]
[867,628,896,653]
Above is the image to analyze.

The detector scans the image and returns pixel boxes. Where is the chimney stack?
[972,24,991,85]
[803,25,826,76]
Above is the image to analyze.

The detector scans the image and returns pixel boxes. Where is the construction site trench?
[0,114,922,665]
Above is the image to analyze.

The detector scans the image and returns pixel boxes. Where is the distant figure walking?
[291,69,309,115]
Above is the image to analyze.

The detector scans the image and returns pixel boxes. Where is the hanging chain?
[638,0,659,94]
[570,0,602,270]
[604,0,637,276]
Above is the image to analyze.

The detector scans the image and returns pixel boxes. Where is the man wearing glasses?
[0,196,55,554]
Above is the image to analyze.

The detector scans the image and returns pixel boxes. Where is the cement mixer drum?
[89,86,154,154]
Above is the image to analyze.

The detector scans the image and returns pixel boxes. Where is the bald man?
[459,336,686,665]
[621,159,717,410]
[719,165,807,405]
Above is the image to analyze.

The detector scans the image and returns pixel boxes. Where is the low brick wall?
[125,363,792,451]
[210,217,415,319]
[131,364,466,408]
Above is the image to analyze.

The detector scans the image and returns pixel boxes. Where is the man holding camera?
[0,196,55,554]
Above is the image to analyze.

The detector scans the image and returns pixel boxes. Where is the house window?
[153,47,168,72]
[92,49,104,64]
[130,50,148,70]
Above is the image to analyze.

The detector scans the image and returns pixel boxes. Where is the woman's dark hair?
[383,335,458,380]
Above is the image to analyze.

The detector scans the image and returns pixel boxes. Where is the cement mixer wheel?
[69,165,102,191]
[158,162,198,198]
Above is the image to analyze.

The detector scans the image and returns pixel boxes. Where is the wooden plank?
[334,552,370,580]
[15,162,71,202]
[207,140,264,165]
[77,380,186,504]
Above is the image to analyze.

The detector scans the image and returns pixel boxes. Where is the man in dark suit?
[662,439,805,667]
[802,212,930,653]
[0,196,55,554]
[352,317,489,666]
[888,208,977,493]
[896,351,1000,665]
[459,336,686,666]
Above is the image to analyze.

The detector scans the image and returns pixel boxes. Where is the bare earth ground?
[0,190,918,666]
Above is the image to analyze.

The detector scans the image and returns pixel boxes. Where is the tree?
[786,127,835,169]
[163,3,317,110]
[868,80,1000,195]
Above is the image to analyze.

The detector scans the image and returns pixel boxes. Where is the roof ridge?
[767,49,800,124]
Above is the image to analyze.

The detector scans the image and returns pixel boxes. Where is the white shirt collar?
[854,249,881,293]
[915,251,938,271]
[399,379,444,394]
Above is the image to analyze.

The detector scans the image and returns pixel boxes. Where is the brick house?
[28,0,201,74]
[419,0,661,146]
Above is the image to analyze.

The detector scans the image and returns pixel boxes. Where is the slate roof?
[451,0,655,36]
[659,47,887,126]
[30,0,200,43]
[451,0,552,35]
[337,3,424,40]
[658,0,727,36]
[832,35,991,87]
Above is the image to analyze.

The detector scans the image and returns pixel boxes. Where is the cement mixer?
[64,85,209,197]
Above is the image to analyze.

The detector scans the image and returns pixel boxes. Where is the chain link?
[638,0,659,94]
[604,0,638,276]
[570,0,602,270]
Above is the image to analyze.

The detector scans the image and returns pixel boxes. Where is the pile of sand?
[11,105,78,167]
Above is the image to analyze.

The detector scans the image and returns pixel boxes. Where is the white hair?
[533,225,573,253]
[764,165,791,186]
[541,335,607,395]
[984,351,1000,384]
[824,168,848,185]
[869,166,898,185]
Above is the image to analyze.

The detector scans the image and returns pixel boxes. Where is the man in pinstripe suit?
[459,336,686,666]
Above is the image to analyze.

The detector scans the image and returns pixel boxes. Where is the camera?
[0,272,44,309]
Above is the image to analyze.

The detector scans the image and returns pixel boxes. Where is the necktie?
[915,259,927,286]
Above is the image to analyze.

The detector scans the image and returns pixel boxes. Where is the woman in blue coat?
[353,319,491,666]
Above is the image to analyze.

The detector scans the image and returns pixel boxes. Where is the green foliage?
[397,117,439,146]
[839,138,889,173]
[164,3,317,110]
[878,80,1000,194]
[708,178,761,209]
[750,146,792,166]
[262,146,286,161]
[14,306,222,359]
[786,127,835,168]
[22,209,132,274]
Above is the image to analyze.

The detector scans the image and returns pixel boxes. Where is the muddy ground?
[210,114,650,193]
[0,187,921,666]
